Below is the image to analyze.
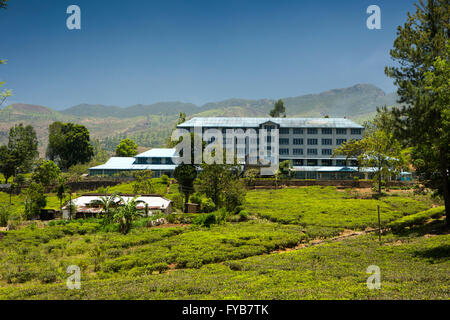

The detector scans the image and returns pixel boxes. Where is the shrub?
[0,206,11,227]
[40,270,58,284]
[105,248,123,258]
[202,198,216,213]
[97,186,108,194]
[149,262,169,273]
[224,180,246,213]
[166,214,176,224]
[388,207,445,232]
[215,208,229,224]
[160,175,170,185]
[4,269,37,284]
[239,210,249,221]
[194,213,217,228]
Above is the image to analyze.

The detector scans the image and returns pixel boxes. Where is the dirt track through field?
[165,227,379,272]
[270,228,377,254]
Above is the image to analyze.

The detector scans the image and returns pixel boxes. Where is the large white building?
[177,117,365,179]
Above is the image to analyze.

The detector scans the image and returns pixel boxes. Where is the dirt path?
[270,228,377,254]
[165,227,378,273]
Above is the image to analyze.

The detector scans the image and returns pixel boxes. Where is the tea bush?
[245,187,431,229]
[1,232,448,299]
[388,206,445,232]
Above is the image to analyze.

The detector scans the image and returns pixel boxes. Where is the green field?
[0,186,447,300]
[246,187,432,228]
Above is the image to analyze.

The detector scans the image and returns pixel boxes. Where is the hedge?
[388,206,445,232]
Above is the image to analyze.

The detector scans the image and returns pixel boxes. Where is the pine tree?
[385,0,449,226]
[269,99,286,117]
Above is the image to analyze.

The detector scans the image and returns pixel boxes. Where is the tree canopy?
[132,170,154,194]
[31,160,61,187]
[334,130,406,194]
[269,99,286,117]
[0,124,38,182]
[197,163,244,211]
[384,0,449,225]
[47,122,94,170]
[115,138,138,157]
[174,163,197,213]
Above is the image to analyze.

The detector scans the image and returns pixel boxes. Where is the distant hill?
[62,102,200,118]
[60,83,399,119]
[3,103,54,114]
[0,103,60,117]
[60,104,124,118]
[0,83,400,155]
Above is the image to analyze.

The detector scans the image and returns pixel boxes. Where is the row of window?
[280,148,335,155]
[279,128,362,135]
[286,159,358,166]
[136,157,174,165]
[205,128,363,135]
[280,138,348,145]
[219,137,348,145]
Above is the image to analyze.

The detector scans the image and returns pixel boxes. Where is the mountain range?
[0,83,399,155]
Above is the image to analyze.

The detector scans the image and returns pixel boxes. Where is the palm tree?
[90,192,119,222]
[113,195,143,234]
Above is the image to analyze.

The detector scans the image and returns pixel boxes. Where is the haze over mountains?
[0,84,399,154]
[60,83,397,119]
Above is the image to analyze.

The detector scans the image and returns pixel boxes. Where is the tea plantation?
[0,186,448,299]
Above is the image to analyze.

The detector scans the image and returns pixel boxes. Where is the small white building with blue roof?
[89,148,179,177]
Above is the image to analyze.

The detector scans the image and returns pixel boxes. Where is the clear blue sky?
[0,0,416,110]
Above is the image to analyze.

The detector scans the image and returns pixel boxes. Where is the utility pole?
[69,190,72,220]
[377,204,381,244]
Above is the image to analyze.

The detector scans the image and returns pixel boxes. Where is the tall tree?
[269,99,286,117]
[174,163,197,213]
[7,124,38,173]
[23,183,47,220]
[0,145,15,183]
[47,122,94,170]
[385,0,449,225]
[115,138,138,157]
[197,163,243,208]
[177,112,186,125]
[56,176,67,213]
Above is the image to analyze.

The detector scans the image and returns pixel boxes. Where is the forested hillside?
[0,83,399,154]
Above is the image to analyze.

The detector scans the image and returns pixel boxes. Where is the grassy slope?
[1,231,448,299]
[245,187,432,228]
[0,186,446,300]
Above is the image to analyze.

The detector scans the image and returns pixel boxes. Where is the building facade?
[89,148,179,177]
[177,117,365,179]
[62,194,173,219]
